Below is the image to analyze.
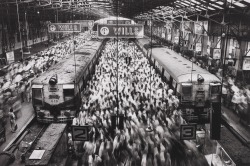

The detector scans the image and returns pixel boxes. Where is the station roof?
[1,0,250,23]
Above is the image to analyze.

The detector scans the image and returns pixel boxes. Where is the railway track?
[0,117,47,166]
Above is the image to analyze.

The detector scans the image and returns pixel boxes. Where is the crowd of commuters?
[70,39,208,166]
[0,35,85,122]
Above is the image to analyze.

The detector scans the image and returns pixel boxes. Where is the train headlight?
[49,74,58,85]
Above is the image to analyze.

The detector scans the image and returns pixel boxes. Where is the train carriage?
[136,37,221,124]
[32,40,105,123]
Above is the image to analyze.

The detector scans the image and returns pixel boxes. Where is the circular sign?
[49,25,56,32]
[100,27,109,36]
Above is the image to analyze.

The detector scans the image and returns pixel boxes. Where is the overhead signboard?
[48,23,81,33]
[180,124,197,140]
[107,20,132,24]
[97,24,144,38]
[243,57,250,70]
[72,125,89,141]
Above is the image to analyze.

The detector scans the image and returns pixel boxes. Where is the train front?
[32,74,76,123]
[179,73,221,124]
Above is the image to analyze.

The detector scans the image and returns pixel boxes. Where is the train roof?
[32,40,102,84]
[137,38,220,84]
[26,123,67,166]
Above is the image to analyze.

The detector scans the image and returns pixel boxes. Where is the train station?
[0,0,250,166]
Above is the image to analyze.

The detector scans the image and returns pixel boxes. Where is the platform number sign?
[180,124,197,140]
[72,126,89,141]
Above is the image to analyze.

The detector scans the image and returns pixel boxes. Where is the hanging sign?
[213,48,221,59]
[194,22,203,35]
[107,20,131,24]
[196,43,202,52]
[242,57,250,70]
[174,36,179,44]
[72,125,89,141]
[97,24,144,38]
[6,51,15,64]
[48,23,81,33]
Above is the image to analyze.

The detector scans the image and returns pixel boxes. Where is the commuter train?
[136,37,221,124]
[31,39,105,123]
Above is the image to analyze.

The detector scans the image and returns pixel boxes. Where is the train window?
[210,83,221,94]
[63,89,74,101]
[210,86,220,94]
[172,79,177,89]
[181,83,192,101]
[33,89,42,99]
[32,88,43,106]
[182,84,192,93]
[164,70,170,80]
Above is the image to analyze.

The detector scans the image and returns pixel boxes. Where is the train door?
[63,84,75,108]
[32,85,44,110]
[195,90,205,107]
[181,83,192,102]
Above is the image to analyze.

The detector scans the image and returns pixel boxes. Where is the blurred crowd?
[70,39,208,166]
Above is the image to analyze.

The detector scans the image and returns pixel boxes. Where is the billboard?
[97,24,144,38]
[48,23,81,33]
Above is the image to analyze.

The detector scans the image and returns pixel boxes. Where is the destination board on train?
[97,24,144,38]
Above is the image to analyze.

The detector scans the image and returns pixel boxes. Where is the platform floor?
[0,102,34,152]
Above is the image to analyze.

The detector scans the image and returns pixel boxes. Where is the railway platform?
[0,102,34,152]
[222,106,250,145]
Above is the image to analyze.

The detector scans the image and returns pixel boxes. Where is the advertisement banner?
[162,27,166,38]
[213,48,221,59]
[6,51,15,64]
[48,23,81,33]
[194,22,203,35]
[203,21,208,36]
[107,20,131,24]
[243,57,250,70]
[182,21,191,33]
[167,34,171,41]
[97,24,144,38]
